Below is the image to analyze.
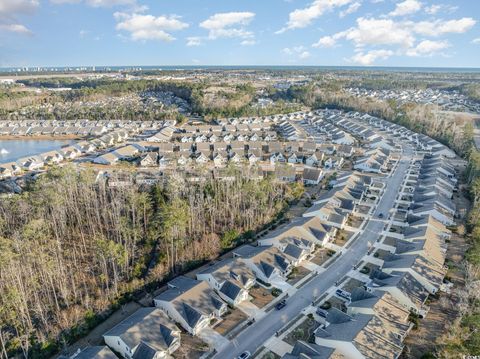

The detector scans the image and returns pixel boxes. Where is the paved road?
[215,146,413,359]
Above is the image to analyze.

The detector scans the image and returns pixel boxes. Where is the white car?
[237,351,251,359]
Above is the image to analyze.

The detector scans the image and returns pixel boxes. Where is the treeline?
[440,146,480,356]
[5,78,304,121]
[0,166,300,358]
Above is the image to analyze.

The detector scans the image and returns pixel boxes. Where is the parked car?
[275,299,287,310]
[316,308,328,318]
[237,351,251,359]
[335,289,351,300]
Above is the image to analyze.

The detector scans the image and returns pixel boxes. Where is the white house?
[103,308,180,359]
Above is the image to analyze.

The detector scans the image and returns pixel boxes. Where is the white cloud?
[389,0,422,17]
[200,12,255,40]
[87,0,136,6]
[114,12,188,41]
[283,46,311,60]
[471,38,480,44]
[350,49,394,65]
[424,4,441,15]
[277,0,353,33]
[186,36,202,46]
[299,51,311,59]
[339,17,416,48]
[312,35,337,48]
[0,0,38,14]
[412,17,476,36]
[0,0,38,35]
[424,4,458,15]
[317,13,475,65]
[51,0,138,6]
[340,1,361,18]
[0,23,33,35]
[241,39,256,46]
[406,39,450,56]
[321,16,475,51]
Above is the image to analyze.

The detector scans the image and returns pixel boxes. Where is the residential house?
[103,308,180,359]
[232,245,292,287]
[303,167,324,185]
[70,346,117,359]
[314,307,405,359]
[196,258,255,306]
[154,276,227,335]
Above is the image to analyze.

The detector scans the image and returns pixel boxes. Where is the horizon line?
[1,64,480,70]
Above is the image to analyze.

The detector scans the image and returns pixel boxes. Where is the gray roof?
[103,308,178,352]
[220,280,243,301]
[315,308,372,342]
[132,342,157,359]
[369,270,428,307]
[281,341,335,359]
[72,346,117,359]
[233,244,266,258]
[199,258,255,287]
[284,243,304,260]
[155,276,226,328]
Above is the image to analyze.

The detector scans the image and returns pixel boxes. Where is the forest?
[0,166,302,358]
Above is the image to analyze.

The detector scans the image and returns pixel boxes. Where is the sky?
[0,0,479,68]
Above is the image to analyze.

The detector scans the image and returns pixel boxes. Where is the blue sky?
[0,0,479,67]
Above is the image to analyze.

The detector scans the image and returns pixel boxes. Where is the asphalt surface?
[215,146,413,359]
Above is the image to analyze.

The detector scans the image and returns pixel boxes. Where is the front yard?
[347,215,364,228]
[310,248,331,266]
[284,316,320,345]
[250,285,275,308]
[287,265,311,285]
[333,229,355,246]
[341,277,365,292]
[214,308,248,336]
[173,334,209,359]
[320,296,347,311]
[259,351,281,359]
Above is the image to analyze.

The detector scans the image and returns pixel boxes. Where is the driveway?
[214,145,413,359]
[197,327,230,352]
[237,301,265,320]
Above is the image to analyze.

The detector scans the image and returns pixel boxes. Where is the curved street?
[215,145,414,359]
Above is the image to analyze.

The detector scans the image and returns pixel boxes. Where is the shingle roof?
[73,346,117,359]
[103,308,178,353]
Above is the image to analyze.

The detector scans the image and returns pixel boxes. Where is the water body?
[0,139,74,163]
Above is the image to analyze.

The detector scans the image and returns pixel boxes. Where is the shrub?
[320,301,332,310]
[271,287,283,297]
